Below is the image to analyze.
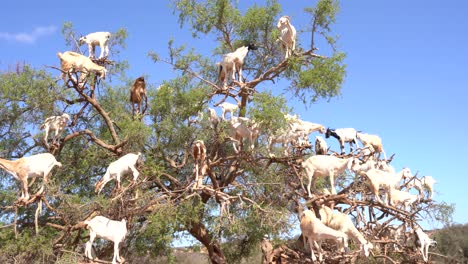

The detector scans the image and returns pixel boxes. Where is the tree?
[0,1,455,264]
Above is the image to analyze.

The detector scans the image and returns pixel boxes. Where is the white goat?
[413,226,437,263]
[267,129,308,156]
[325,128,360,155]
[356,168,413,204]
[218,102,239,121]
[315,136,328,155]
[389,188,419,210]
[218,44,257,87]
[276,16,297,59]
[40,113,71,145]
[79,31,111,59]
[57,51,107,85]
[0,153,62,201]
[300,209,349,262]
[208,108,219,128]
[407,176,436,200]
[95,152,141,194]
[319,205,374,257]
[191,140,207,188]
[356,132,387,160]
[290,120,326,136]
[229,116,260,153]
[301,155,354,197]
[84,216,127,264]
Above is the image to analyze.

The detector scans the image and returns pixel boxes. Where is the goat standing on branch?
[276,15,297,59]
[217,44,257,87]
[0,153,62,201]
[57,51,107,87]
[191,140,207,188]
[319,205,374,257]
[413,225,437,263]
[356,132,387,160]
[130,76,148,118]
[300,209,349,262]
[325,127,360,155]
[95,152,142,194]
[84,215,127,264]
[301,155,354,197]
[79,31,111,59]
[40,113,70,147]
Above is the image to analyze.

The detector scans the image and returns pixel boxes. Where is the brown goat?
[130,76,147,117]
[191,140,207,188]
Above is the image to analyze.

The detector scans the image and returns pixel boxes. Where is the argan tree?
[0,1,454,264]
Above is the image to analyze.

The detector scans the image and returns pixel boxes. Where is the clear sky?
[0,1,467,227]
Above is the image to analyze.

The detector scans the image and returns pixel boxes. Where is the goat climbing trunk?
[189,221,226,264]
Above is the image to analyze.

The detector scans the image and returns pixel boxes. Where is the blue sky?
[0,1,467,228]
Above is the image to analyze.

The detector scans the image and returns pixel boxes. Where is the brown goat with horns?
[130,76,148,117]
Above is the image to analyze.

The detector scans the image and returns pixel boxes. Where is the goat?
[356,132,387,160]
[130,76,148,117]
[407,176,436,200]
[276,16,297,59]
[325,128,360,155]
[95,152,142,194]
[301,155,354,197]
[84,216,127,264]
[356,168,413,204]
[315,136,328,155]
[191,140,207,188]
[388,188,419,210]
[218,44,257,87]
[229,116,260,153]
[267,129,309,157]
[0,153,62,201]
[319,205,373,257]
[218,102,239,121]
[413,226,437,263]
[57,51,107,86]
[208,108,220,128]
[79,31,111,59]
[40,113,70,145]
[290,120,326,136]
[300,209,348,262]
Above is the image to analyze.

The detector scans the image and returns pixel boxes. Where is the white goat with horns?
[95,152,142,194]
[276,15,297,59]
[0,153,62,201]
[79,31,111,59]
[84,215,127,264]
[40,113,70,146]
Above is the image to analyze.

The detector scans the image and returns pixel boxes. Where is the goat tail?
[57,52,63,59]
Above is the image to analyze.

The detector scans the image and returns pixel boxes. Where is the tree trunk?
[189,221,226,264]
